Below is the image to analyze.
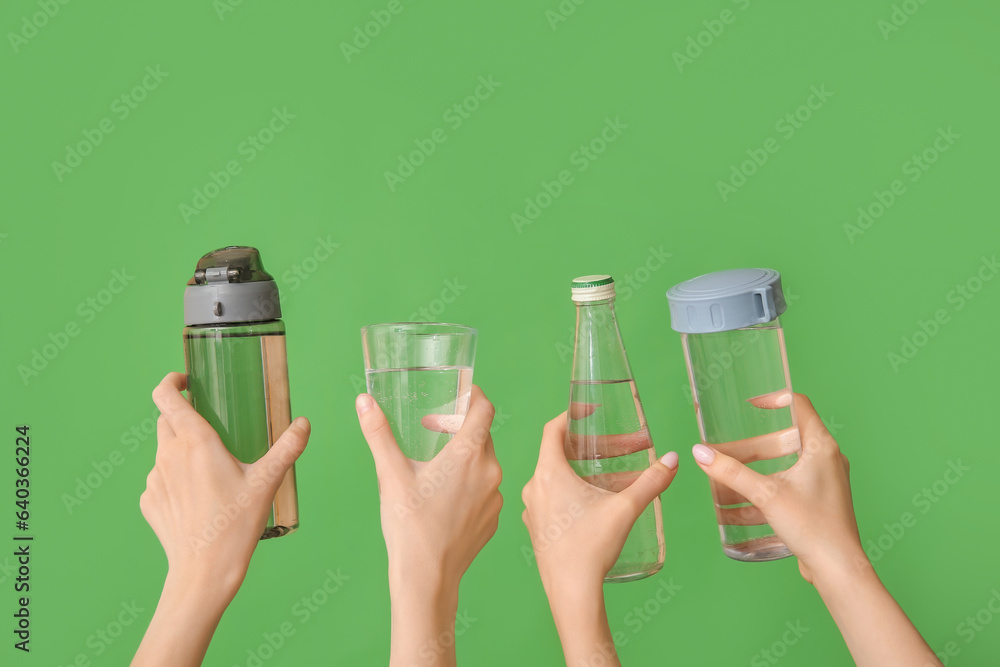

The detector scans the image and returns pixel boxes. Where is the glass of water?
[361,322,477,462]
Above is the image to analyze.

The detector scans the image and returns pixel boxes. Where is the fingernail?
[747,390,792,408]
[356,394,373,416]
[692,444,716,465]
[660,451,679,469]
[293,416,309,429]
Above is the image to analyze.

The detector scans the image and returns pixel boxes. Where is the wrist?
[163,565,241,615]
[389,558,460,599]
[808,545,879,597]
[543,574,606,625]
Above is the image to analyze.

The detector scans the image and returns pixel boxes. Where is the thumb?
[619,452,679,517]
[253,416,310,496]
[692,444,774,509]
[355,394,409,482]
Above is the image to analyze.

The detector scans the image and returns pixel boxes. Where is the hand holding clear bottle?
[356,385,502,667]
[132,373,311,667]
[522,411,678,667]
[692,393,941,667]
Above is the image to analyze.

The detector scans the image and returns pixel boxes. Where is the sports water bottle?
[183,246,299,539]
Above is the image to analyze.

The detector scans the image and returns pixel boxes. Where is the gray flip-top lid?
[183,246,281,326]
[666,268,786,334]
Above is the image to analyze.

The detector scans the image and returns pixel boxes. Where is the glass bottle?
[566,275,665,582]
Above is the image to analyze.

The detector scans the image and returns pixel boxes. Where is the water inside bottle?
[684,324,798,561]
[567,379,664,582]
[366,366,473,462]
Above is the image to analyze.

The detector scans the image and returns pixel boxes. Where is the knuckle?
[489,462,503,487]
[520,482,533,505]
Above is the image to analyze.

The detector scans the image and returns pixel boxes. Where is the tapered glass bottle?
[566,275,665,582]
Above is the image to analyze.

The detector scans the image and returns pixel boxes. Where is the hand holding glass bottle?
[522,412,678,667]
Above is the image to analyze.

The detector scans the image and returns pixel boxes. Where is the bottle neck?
[571,298,633,382]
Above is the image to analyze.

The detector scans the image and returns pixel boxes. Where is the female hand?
[690,393,859,583]
[521,412,677,667]
[142,372,310,593]
[691,393,940,667]
[133,372,310,667]
[523,412,677,589]
[356,385,501,667]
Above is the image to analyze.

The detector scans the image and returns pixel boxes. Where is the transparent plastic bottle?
[566,275,665,582]
[667,268,797,562]
[182,246,299,539]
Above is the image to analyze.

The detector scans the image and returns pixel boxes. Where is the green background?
[2,0,998,664]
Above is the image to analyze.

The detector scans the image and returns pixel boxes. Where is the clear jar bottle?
[667,268,798,562]
[567,275,665,582]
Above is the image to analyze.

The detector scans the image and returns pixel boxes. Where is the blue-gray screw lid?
[665,268,786,334]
